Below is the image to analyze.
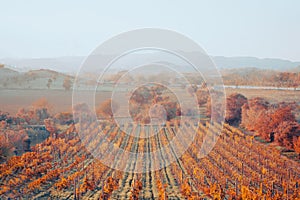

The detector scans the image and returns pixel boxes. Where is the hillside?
[1,65,300,91]
[221,67,300,87]
[0,57,83,74]
[1,56,300,75]
[213,56,300,71]
[0,67,73,90]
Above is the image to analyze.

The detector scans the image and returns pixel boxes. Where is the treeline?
[0,98,73,163]
[240,97,300,152]
[222,69,300,88]
[95,85,181,124]
[223,93,300,157]
[0,99,51,163]
[193,87,300,157]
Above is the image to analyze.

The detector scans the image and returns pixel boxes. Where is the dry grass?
[1,88,299,115]
[225,88,300,103]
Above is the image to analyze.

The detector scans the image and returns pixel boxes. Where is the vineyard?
[1,120,300,199]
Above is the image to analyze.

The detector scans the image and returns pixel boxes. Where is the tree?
[129,85,180,124]
[149,104,167,123]
[241,98,298,142]
[195,88,209,106]
[265,106,296,142]
[225,93,247,125]
[0,134,12,163]
[54,112,73,125]
[47,78,52,89]
[274,121,300,149]
[270,106,295,127]
[96,99,119,120]
[31,98,51,123]
[293,136,300,159]
[44,118,57,138]
[14,98,51,125]
[63,77,72,91]
[241,97,270,131]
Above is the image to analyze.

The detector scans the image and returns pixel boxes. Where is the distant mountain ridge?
[213,56,300,71]
[1,55,300,74]
[0,56,84,75]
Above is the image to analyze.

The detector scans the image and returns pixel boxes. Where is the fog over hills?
[213,56,300,71]
[0,55,299,90]
[0,56,84,75]
[1,55,300,74]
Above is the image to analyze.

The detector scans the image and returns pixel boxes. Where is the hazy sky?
[1,0,300,61]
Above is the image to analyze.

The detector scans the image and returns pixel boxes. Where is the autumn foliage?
[225,93,247,125]
[129,85,180,124]
[241,97,300,151]
[96,99,119,120]
[0,91,300,200]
